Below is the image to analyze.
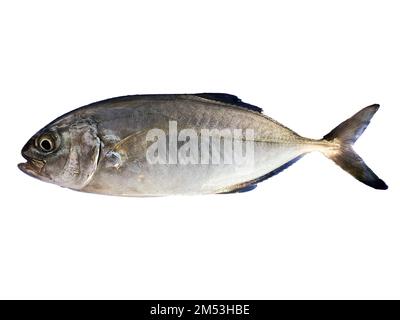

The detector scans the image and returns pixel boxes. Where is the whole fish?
[18,93,387,196]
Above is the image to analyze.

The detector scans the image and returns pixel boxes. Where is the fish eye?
[37,135,55,152]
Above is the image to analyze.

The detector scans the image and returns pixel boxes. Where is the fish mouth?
[18,156,46,178]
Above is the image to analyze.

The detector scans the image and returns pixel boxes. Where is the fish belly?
[84,141,308,196]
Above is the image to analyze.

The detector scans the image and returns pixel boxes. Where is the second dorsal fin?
[194,93,263,113]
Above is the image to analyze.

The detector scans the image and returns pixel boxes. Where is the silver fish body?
[18,94,388,196]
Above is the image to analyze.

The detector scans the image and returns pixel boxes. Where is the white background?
[0,1,399,299]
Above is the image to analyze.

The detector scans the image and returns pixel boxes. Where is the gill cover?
[61,120,100,189]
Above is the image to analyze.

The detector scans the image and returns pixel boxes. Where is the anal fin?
[217,154,304,194]
[219,184,258,194]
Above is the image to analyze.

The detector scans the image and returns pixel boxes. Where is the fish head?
[19,117,101,190]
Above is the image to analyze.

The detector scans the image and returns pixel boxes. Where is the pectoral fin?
[103,129,151,169]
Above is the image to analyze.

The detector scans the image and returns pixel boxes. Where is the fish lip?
[18,161,39,178]
[18,157,46,178]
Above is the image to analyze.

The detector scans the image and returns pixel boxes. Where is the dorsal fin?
[81,93,263,114]
[194,93,263,113]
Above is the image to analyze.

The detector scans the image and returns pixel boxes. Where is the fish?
[18,93,388,196]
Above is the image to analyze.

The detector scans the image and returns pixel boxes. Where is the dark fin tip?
[371,178,388,190]
[366,103,380,114]
[194,93,263,113]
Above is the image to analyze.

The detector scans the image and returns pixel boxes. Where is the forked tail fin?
[322,104,388,190]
